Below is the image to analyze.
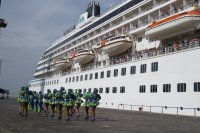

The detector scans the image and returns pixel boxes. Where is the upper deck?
[34,0,199,78]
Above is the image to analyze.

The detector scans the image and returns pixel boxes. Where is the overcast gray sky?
[0,0,121,97]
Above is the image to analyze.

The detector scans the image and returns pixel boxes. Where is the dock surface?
[0,99,200,133]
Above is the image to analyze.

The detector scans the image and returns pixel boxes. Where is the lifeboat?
[55,58,71,70]
[96,33,132,56]
[145,10,200,41]
[72,49,94,65]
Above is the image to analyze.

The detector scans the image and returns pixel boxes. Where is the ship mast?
[0,58,2,76]
[0,0,7,76]
[0,0,7,29]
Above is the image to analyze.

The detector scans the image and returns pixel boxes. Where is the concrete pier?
[0,99,200,133]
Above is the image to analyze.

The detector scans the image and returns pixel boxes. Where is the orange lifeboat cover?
[147,10,200,29]
[72,51,76,58]
[101,40,106,47]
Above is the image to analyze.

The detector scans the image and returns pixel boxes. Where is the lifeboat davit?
[96,33,132,56]
[55,58,71,70]
[145,10,200,41]
[72,49,94,65]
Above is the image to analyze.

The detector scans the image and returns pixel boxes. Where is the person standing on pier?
[17,87,25,116]
[33,91,39,112]
[56,87,64,120]
[49,89,58,117]
[21,86,29,117]
[89,88,101,121]
[44,89,51,116]
[75,89,83,119]
[28,90,34,111]
[83,89,92,120]
[63,89,76,121]
[38,91,44,113]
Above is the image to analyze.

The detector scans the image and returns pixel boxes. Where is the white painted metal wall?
[30,47,200,116]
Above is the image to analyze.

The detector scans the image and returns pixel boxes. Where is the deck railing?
[118,103,200,118]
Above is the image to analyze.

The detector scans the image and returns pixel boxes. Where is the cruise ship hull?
[30,47,200,116]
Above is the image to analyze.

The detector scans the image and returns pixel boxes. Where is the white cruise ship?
[29,0,200,117]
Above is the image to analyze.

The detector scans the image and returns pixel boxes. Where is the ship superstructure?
[29,0,200,116]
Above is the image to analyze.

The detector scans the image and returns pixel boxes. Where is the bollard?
[194,108,196,118]
[176,107,179,117]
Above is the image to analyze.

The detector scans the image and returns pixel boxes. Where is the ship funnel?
[86,1,100,18]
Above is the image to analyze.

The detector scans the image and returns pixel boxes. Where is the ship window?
[177,83,186,92]
[76,76,79,82]
[150,85,157,93]
[80,75,83,81]
[139,85,146,93]
[93,88,97,93]
[194,82,200,92]
[106,87,110,93]
[95,72,98,79]
[130,66,136,75]
[114,69,118,77]
[121,67,126,76]
[88,88,91,92]
[163,84,171,92]
[120,86,125,93]
[140,64,146,73]
[72,77,75,82]
[103,61,106,66]
[100,71,104,78]
[107,70,111,78]
[99,88,103,93]
[69,77,71,83]
[83,89,87,93]
[85,74,88,81]
[151,62,158,72]
[89,73,93,80]
[138,37,142,42]
[112,87,117,93]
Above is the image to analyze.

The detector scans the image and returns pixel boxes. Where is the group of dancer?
[17,86,101,121]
